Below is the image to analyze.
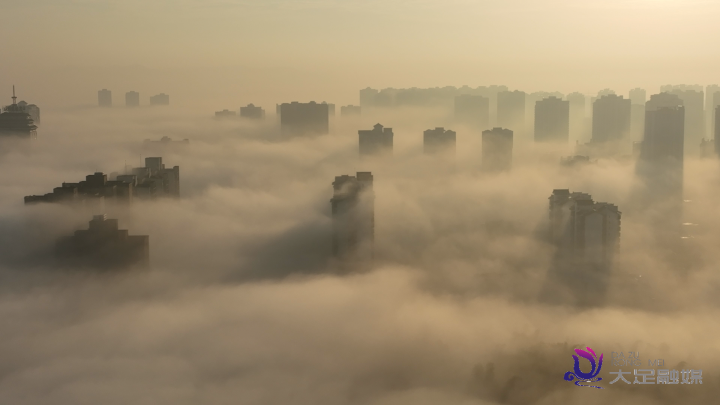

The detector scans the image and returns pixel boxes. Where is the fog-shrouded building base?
[331,172,374,266]
[56,214,149,270]
[540,189,620,307]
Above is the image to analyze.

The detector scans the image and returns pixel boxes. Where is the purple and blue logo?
[564,347,604,389]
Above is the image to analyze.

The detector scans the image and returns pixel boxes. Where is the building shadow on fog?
[228,220,334,282]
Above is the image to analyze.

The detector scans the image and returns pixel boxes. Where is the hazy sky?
[2,0,720,107]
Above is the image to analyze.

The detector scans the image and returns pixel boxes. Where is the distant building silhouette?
[481,127,513,172]
[423,127,456,156]
[662,86,703,154]
[454,95,489,130]
[716,105,720,156]
[0,87,38,139]
[144,136,189,147]
[359,88,379,108]
[279,101,329,136]
[359,86,507,110]
[56,214,149,269]
[25,158,180,204]
[331,172,374,261]
[116,157,180,199]
[543,189,620,306]
[25,172,132,207]
[707,85,720,142]
[98,89,112,107]
[497,91,525,134]
[359,123,393,157]
[629,88,646,105]
[149,93,170,106]
[566,92,587,142]
[534,96,569,143]
[125,91,140,107]
[215,109,237,119]
[629,88,646,143]
[240,104,265,119]
[590,94,631,155]
[340,105,361,116]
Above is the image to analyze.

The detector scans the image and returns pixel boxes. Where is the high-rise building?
[629,88,646,143]
[98,89,112,107]
[636,93,685,230]
[454,95,489,130]
[340,105,361,116]
[629,88,646,105]
[55,214,149,269]
[497,91,525,134]
[358,123,393,157]
[566,92,586,142]
[548,189,620,273]
[481,127,513,172]
[279,101,329,136]
[423,127,456,156]
[125,91,140,107]
[715,105,720,156]
[534,96,569,143]
[0,87,38,139]
[591,94,631,154]
[321,102,335,116]
[149,93,170,106]
[662,86,704,154]
[359,88,379,108]
[240,104,265,119]
[706,85,720,141]
[330,172,374,261]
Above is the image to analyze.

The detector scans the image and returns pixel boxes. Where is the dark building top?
[150,93,170,106]
[0,87,38,139]
[423,127,456,155]
[279,101,329,136]
[55,214,149,269]
[240,104,265,119]
[358,123,393,157]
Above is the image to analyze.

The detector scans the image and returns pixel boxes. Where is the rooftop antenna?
[11,85,17,105]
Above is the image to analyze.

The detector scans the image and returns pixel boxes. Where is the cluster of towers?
[98,89,170,107]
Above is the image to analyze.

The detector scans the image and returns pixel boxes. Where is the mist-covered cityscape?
[1,1,718,404]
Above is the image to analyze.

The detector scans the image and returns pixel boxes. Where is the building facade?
[359,123,393,157]
[149,93,170,106]
[279,101,329,136]
[98,89,112,107]
[1,88,38,139]
[534,96,570,143]
[126,91,140,107]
